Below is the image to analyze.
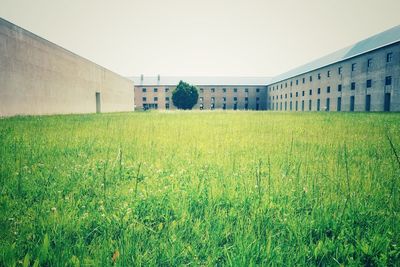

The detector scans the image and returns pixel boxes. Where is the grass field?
[0,111,399,266]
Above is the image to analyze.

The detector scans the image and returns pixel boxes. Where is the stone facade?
[268,42,400,112]
[0,18,134,117]
[134,83,267,110]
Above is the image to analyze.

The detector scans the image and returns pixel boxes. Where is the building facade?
[268,26,400,112]
[0,18,134,117]
[132,77,269,110]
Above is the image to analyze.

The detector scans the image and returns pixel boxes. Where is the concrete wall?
[0,18,134,117]
[268,42,400,112]
[134,85,268,110]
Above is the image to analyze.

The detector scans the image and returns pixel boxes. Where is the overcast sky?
[1,0,400,77]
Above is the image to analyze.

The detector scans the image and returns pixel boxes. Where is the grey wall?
[268,42,400,112]
[0,18,134,117]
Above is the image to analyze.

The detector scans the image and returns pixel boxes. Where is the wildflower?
[51,207,57,213]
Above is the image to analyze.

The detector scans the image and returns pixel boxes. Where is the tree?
[172,80,199,110]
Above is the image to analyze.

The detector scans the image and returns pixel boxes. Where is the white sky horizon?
[1,0,400,78]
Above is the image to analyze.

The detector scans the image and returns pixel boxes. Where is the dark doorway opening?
[96,92,101,113]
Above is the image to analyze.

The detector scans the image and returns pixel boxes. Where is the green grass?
[0,111,399,266]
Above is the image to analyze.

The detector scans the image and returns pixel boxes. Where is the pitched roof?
[129,76,271,86]
[270,25,400,84]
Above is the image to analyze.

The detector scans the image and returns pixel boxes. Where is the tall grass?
[0,111,399,266]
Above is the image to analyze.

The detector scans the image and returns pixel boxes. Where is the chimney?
[140,74,144,82]
[157,74,160,82]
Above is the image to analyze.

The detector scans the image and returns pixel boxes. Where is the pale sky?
[1,0,400,77]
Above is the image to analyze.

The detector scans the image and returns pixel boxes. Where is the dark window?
[223,97,226,102]
[366,79,372,88]
[256,97,260,101]
[211,88,215,93]
[290,101,292,111]
[200,88,204,93]
[165,97,169,101]
[142,88,147,92]
[327,86,331,93]
[318,73,321,80]
[302,91,305,96]
[302,78,305,83]
[154,97,158,102]
[385,76,392,86]
[234,88,238,93]
[245,97,249,102]
[285,83,287,88]
[387,52,393,63]
[350,96,355,111]
[233,97,237,101]
[165,88,169,92]
[256,88,260,93]
[327,71,331,77]
[154,88,158,92]
[290,81,293,86]
[309,100,312,111]
[296,80,299,85]
[317,88,321,94]
[223,88,226,93]
[351,63,356,71]
[309,76,312,82]
[295,92,299,97]
[309,89,312,96]
[338,84,342,92]
[211,97,215,102]
[351,82,356,90]
[290,93,292,98]
[142,97,147,102]
[317,99,320,111]
[384,93,391,111]
[337,97,342,111]
[245,88,248,92]
[367,58,372,68]
[223,103,226,110]
[326,98,330,111]
[338,67,342,74]
[295,101,298,111]
[365,95,371,112]
[301,100,305,111]
[165,103,170,109]
[285,94,287,99]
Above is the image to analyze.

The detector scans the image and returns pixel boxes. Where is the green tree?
[172,81,199,110]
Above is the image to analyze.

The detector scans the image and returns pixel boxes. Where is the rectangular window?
[245,97,249,102]
[165,88,169,92]
[142,97,147,102]
[385,76,392,86]
[317,99,320,111]
[302,91,305,96]
[301,100,305,111]
[309,89,312,96]
[223,103,226,110]
[165,103,170,109]
[384,93,391,111]
[285,102,287,110]
[309,99,312,111]
[387,52,393,63]
[295,92,299,97]
[318,73,321,80]
[165,97,170,101]
[154,88,158,92]
[256,97,260,101]
[200,88,204,93]
[350,96,355,111]
[296,80,299,85]
[290,101,292,111]
[326,98,330,111]
[285,94,287,99]
[295,101,298,111]
[351,63,356,71]
[351,82,356,90]
[327,86,331,93]
[366,79,372,88]
[211,97,215,102]
[327,70,331,77]
[365,95,371,112]
[211,88,215,93]
[337,97,342,111]
[290,81,293,86]
[302,78,305,84]
[233,97,237,101]
[256,88,260,93]
[142,88,147,92]
[290,92,292,98]
[367,58,372,68]
[338,84,342,92]
[317,88,321,94]
[234,88,238,93]
[154,97,158,102]
[338,67,342,74]
[309,76,312,82]
[223,97,226,102]
[285,83,287,88]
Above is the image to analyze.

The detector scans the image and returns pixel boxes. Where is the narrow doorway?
[365,95,371,112]
[384,93,391,111]
[96,92,101,113]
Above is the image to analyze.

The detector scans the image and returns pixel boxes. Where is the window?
[256,88,260,93]
[154,97,158,101]
[290,93,292,98]
[318,73,321,80]
[366,79,372,88]
[309,76,312,82]
[338,84,342,92]
[317,99,320,111]
[223,97,226,102]
[256,97,260,101]
[387,52,393,62]
[165,103,170,109]
[301,100,304,111]
[200,97,203,102]
[223,88,226,93]
[281,84,283,89]
[200,88,204,93]
[309,99,312,111]
[211,97,215,102]
[367,58,372,68]
[245,97,249,102]
[302,78,305,83]
[302,91,305,96]
[337,97,342,111]
[165,88,169,92]
[327,86,331,93]
[234,88,238,93]
[285,83,287,88]
[317,88,321,95]
[165,97,170,101]
[233,97,237,101]
[285,94,287,99]
[309,89,312,96]
[351,82,356,90]
[142,88,147,92]
[385,76,392,86]
[350,96,355,112]
[296,80,299,85]
[338,67,342,74]
[296,92,299,97]
[326,98,330,111]
[153,88,158,92]
[211,88,215,93]
[351,63,356,71]
[245,88,249,92]
[327,71,331,77]
[290,81,293,86]
[142,97,147,102]
[223,103,226,110]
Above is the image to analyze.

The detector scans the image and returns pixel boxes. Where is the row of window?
[142,96,261,103]
[270,52,394,91]
[140,87,262,93]
[199,103,260,110]
[141,87,170,93]
[270,76,393,100]
[271,93,391,112]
